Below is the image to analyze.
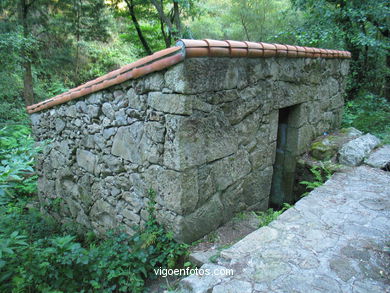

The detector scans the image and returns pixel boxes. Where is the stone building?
[28,39,350,242]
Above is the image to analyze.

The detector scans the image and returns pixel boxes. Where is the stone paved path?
[177,166,390,293]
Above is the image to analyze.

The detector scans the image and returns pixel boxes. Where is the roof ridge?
[27,39,351,114]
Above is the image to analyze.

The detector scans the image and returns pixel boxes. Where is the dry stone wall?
[31,57,349,242]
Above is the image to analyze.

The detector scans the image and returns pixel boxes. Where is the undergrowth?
[0,125,190,292]
[0,125,40,204]
[300,164,334,197]
[0,189,189,293]
[253,203,292,228]
[343,94,390,144]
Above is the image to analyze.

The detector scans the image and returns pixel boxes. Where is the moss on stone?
[310,140,337,161]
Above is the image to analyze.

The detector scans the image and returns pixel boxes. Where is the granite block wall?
[31,57,349,242]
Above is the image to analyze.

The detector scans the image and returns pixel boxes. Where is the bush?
[0,97,29,125]
[0,190,189,292]
[0,125,40,204]
[343,94,390,144]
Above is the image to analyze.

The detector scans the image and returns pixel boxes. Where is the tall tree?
[124,0,153,54]
[0,0,111,105]
[18,0,35,105]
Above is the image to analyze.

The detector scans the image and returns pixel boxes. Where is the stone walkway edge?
[176,166,390,293]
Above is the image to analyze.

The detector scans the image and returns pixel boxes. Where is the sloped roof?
[27,39,351,114]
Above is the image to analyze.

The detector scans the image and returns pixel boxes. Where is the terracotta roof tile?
[313,48,321,57]
[179,39,208,48]
[245,41,263,50]
[27,39,351,114]
[226,40,248,57]
[209,47,230,57]
[225,40,248,48]
[295,46,306,57]
[274,44,288,57]
[261,42,277,50]
[230,48,248,57]
[245,41,264,57]
[260,50,274,57]
[285,45,298,57]
[185,47,209,58]
[204,39,229,47]
[303,47,314,58]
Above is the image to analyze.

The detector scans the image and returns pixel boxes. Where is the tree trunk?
[19,0,35,106]
[173,1,182,38]
[23,61,34,105]
[125,0,152,55]
[240,13,251,41]
[151,0,174,36]
[159,15,171,48]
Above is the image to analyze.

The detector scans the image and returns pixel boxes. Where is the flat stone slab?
[365,145,390,169]
[177,166,390,292]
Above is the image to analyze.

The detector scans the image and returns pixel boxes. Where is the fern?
[300,164,333,196]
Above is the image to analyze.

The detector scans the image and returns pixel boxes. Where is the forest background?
[0,0,389,292]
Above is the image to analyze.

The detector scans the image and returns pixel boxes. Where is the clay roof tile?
[204,39,229,47]
[225,40,248,48]
[179,39,208,48]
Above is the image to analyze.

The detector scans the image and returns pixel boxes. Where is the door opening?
[270,105,299,209]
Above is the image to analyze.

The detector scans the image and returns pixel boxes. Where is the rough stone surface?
[339,134,381,166]
[178,264,232,293]
[310,127,363,160]
[364,145,390,169]
[189,250,217,268]
[31,57,349,242]
[177,166,390,292]
[76,149,97,173]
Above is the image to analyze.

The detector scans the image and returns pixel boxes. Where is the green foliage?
[119,21,166,54]
[300,164,333,196]
[253,203,292,228]
[290,0,389,98]
[0,97,29,125]
[58,0,112,42]
[0,188,189,292]
[233,211,249,221]
[189,0,297,43]
[343,94,390,144]
[0,0,131,106]
[0,29,26,102]
[206,231,219,243]
[0,126,40,204]
[76,40,138,81]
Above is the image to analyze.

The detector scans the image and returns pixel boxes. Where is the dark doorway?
[270,105,299,209]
